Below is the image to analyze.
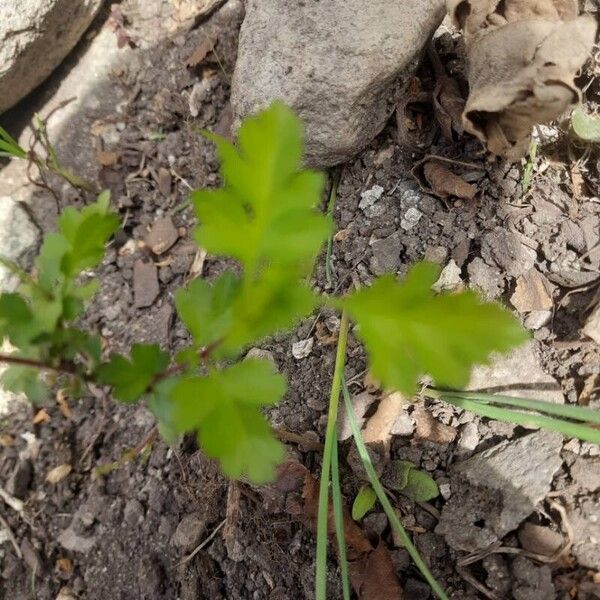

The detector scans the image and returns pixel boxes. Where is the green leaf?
[351,485,378,520]
[58,191,119,276]
[97,343,170,403]
[0,125,26,159]
[0,365,47,404]
[227,267,318,351]
[400,463,439,503]
[148,377,180,444]
[343,262,528,394]
[175,272,240,349]
[170,359,286,483]
[193,102,329,275]
[571,107,600,143]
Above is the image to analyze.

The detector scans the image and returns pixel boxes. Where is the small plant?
[1,102,599,599]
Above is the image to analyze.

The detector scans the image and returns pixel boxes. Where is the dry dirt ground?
[0,2,599,599]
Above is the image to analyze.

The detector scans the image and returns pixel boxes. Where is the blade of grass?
[331,423,351,600]
[342,378,449,600]
[432,389,600,424]
[438,394,600,444]
[316,310,350,600]
[325,170,340,287]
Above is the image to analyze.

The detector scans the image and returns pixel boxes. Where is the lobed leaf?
[97,343,170,403]
[170,359,286,483]
[343,262,528,394]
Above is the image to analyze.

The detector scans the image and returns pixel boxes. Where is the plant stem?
[0,354,81,378]
[325,171,340,287]
[331,424,351,600]
[316,310,350,600]
[342,379,449,600]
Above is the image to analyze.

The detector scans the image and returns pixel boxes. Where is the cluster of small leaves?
[0,192,119,400]
[351,462,439,520]
[0,102,528,485]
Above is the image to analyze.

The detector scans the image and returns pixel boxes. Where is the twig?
[175,518,226,567]
[0,510,22,559]
[0,486,24,513]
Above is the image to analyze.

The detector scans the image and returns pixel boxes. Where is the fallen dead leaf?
[55,557,73,574]
[96,150,120,167]
[185,36,216,68]
[420,159,477,202]
[0,434,15,447]
[315,320,338,346]
[350,538,405,600]
[334,227,352,242]
[510,268,555,313]
[363,392,412,451]
[56,389,72,419]
[188,248,207,280]
[413,404,457,444]
[396,77,434,148]
[46,464,72,485]
[450,0,597,160]
[33,408,51,425]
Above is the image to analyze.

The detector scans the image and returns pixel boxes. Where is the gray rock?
[467,257,504,299]
[0,1,103,114]
[570,457,600,493]
[359,185,385,217]
[480,228,537,279]
[0,198,41,292]
[171,514,206,552]
[511,556,554,600]
[456,422,480,454]
[58,528,96,554]
[436,431,563,552]
[370,232,402,275]
[400,207,424,231]
[570,497,600,569]
[232,0,446,167]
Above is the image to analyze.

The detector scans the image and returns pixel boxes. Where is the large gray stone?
[232,0,446,167]
[436,431,563,552]
[0,197,41,292]
[0,0,103,114]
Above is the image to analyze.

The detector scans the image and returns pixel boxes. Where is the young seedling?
[0,102,598,599]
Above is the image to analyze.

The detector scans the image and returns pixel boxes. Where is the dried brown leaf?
[185,37,216,68]
[338,391,378,442]
[421,159,477,201]
[414,404,457,444]
[56,389,73,419]
[453,0,597,160]
[96,150,120,167]
[33,408,51,425]
[350,538,405,600]
[46,464,72,485]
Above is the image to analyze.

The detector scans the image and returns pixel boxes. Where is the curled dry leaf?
[32,408,51,425]
[448,0,598,160]
[413,403,457,444]
[46,464,72,485]
[412,157,478,202]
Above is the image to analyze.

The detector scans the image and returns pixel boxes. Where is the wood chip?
[144,217,179,255]
[414,404,457,444]
[133,260,160,308]
[363,392,412,450]
[157,168,172,197]
[46,464,72,485]
[32,408,51,424]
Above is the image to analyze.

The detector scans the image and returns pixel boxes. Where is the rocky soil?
[0,1,599,599]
